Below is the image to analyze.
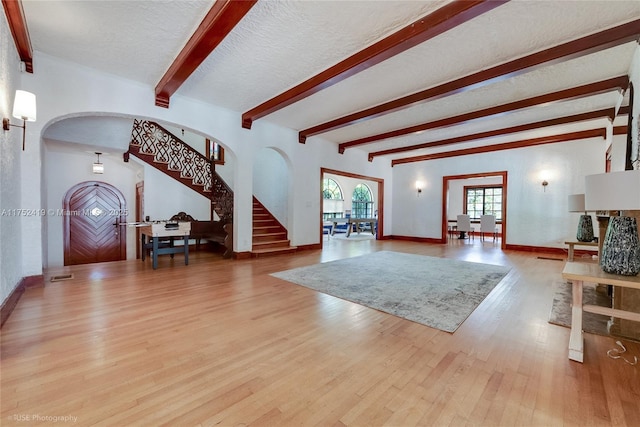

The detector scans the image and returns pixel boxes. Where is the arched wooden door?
[63,181,127,266]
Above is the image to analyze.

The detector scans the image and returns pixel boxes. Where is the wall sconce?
[539,170,550,192]
[3,90,37,151]
[415,180,423,196]
[92,152,104,174]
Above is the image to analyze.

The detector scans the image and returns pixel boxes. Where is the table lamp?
[585,170,640,276]
[568,193,593,242]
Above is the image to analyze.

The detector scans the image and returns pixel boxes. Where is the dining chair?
[456,214,474,240]
[480,215,497,241]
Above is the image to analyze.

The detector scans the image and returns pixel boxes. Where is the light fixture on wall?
[539,170,550,192]
[415,180,423,196]
[2,90,37,151]
[585,170,640,276]
[568,194,594,242]
[92,152,104,174]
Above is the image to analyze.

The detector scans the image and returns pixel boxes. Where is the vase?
[600,216,640,276]
[576,214,594,242]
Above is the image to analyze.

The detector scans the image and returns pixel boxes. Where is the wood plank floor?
[2,239,639,426]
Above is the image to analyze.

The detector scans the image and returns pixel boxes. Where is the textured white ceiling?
[20,0,640,161]
[23,0,212,84]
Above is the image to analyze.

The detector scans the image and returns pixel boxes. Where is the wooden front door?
[63,181,127,266]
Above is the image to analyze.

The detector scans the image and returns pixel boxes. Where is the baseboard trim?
[234,251,252,259]
[1,274,43,328]
[24,274,45,288]
[1,282,24,328]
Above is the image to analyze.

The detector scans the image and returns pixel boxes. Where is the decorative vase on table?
[576,214,594,242]
[600,216,640,276]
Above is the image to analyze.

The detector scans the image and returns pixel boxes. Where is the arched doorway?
[63,181,127,265]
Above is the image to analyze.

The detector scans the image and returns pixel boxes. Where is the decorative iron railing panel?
[130,119,233,221]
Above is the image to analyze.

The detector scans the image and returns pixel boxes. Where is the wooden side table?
[561,262,640,363]
[564,240,598,262]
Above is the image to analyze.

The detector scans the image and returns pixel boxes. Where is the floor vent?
[536,256,563,261]
[50,274,74,282]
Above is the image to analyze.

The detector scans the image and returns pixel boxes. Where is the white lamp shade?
[568,194,585,212]
[92,162,104,174]
[12,90,37,122]
[585,170,640,211]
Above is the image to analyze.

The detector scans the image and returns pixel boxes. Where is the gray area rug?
[548,280,612,336]
[271,251,511,333]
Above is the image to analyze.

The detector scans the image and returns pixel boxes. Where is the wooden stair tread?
[252,239,291,246]
[252,196,294,255]
[253,232,287,238]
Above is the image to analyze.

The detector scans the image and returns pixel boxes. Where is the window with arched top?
[323,178,344,220]
[352,183,373,218]
[322,178,343,200]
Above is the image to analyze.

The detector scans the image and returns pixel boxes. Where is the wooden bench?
[170,212,233,258]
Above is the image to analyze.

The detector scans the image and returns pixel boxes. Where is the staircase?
[127,119,296,257]
[251,197,297,257]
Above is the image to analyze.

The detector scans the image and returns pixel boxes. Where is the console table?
[140,222,191,270]
[564,240,598,262]
[561,262,640,362]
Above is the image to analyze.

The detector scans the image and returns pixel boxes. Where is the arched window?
[323,178,343,200]
[323,178,344,219]
[352,184,373,218]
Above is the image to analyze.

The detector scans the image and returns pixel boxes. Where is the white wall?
[0,6,25,305]
[253,147,289,226]
[17,52,391,270]
[141,161,211,222]
[392,137,605,247]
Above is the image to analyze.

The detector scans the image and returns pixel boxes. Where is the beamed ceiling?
[4,0,640,165]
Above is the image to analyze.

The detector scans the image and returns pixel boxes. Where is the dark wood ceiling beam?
[241,0,507,129]
[155,0,257,108]
[300,19,640,143]
[339,75,628,153]
[367,108,616,161]
[2,0,33,73]
[391,128,606,166]
[613,125,628,135]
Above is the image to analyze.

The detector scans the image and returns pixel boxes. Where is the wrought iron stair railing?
[128,119,233,222]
